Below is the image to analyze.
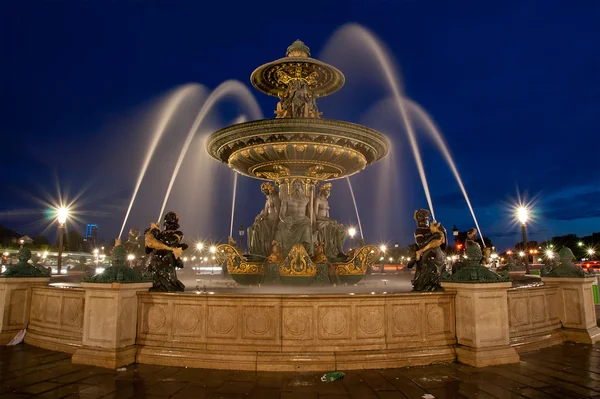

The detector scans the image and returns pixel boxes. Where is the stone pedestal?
[542,276,600,344]
[72,282,152,369]
[0,277,50,344]
[442,282,519,367]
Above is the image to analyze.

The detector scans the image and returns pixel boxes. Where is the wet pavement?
[2,343,600,398]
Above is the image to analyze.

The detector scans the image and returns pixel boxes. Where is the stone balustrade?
[135,292,456,371]
[2,275,596,371]
[25,286,85,353]
[507,285,565,352]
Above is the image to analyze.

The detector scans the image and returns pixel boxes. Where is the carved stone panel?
[44,294,62,325]
[563,287,582,326]
[282,306,314,340]
[242,306,276,340]
[7,289,27,327]
[392,304,419,337]
[173,304,204,339]
[208,305,238,339]
[355,305,385,338]
[318,306,350,340]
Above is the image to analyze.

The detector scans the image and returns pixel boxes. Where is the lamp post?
[517,206,530,274]
[56,207,69,275]
[348,227,356,250]
[588,248,595,260]
[238,224,245,253]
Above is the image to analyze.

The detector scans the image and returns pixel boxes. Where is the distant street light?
[578,242,584,247]
[56,207,69,275]
[588,248,595,259]
[196,242,204,251]
[517,206,530,274]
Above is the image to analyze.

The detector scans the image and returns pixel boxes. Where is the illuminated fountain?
[207,40,386,285]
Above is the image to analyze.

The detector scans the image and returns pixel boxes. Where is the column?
[72,281,152,368]
[542,276,600,344]
[442,281,520,367]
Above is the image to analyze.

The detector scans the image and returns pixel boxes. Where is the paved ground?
[2,343,600,398]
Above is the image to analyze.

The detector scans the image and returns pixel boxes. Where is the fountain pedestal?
[0,277,50,344]
[542,276,600,344]
[442,281,519,367]
[72,282,152,368]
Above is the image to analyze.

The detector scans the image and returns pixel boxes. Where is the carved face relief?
[292,180,303,195]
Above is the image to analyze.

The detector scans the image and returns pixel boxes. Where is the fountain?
[206,40,386,285]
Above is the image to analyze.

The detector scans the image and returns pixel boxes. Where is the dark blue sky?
[1,0,599,250]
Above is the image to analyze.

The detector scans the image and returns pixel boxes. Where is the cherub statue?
[143,211,188,292]
[412,209,447,292]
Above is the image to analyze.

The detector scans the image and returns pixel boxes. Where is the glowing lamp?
[57,207,69,225]
[517,206,528,224]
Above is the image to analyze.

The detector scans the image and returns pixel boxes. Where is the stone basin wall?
[507,285,565,352]
[135,292,456,371]
[24,286,85,353]
[11,279,596,371]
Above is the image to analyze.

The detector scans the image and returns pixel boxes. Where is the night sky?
[1,0,599,250]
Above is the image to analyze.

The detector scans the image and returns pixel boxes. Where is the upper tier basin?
[207,118,389,182]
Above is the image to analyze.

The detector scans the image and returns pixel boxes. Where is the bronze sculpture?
[143,211,187,292]
[411,209,446,292]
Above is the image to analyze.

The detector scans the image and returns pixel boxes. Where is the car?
[576,260,600,271]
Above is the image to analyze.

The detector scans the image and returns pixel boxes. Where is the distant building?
[18,235,34,245]
[85,224,98,247]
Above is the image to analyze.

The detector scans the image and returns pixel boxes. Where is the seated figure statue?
[314,183,347,259]
[247,182,280,257]
[274,179,312,257]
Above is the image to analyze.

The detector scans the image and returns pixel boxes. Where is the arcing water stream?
[323,23,436,221]
[119,84,207,239]
[157,80,262,222]
[406,99,485,246]
[345,177,364,241]
[323,23,484,238]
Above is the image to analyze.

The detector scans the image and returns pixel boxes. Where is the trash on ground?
[117,367,127,372]
[321,372,345,382]
[7,329,26,346]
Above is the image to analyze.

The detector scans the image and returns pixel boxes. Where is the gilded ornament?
[279,244,316,277]
[334,245,379,275]
[215,244,264,275]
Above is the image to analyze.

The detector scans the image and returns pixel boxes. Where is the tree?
[63,230,84,252]
[33,235,50,248]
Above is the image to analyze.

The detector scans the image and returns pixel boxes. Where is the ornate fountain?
[207,40,388,284]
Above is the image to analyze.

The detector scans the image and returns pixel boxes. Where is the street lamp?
[56,207,69,275]
[517,206,530,274]
[587,248,595,259]
[348,227,356,250]
[196,242,204,251]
